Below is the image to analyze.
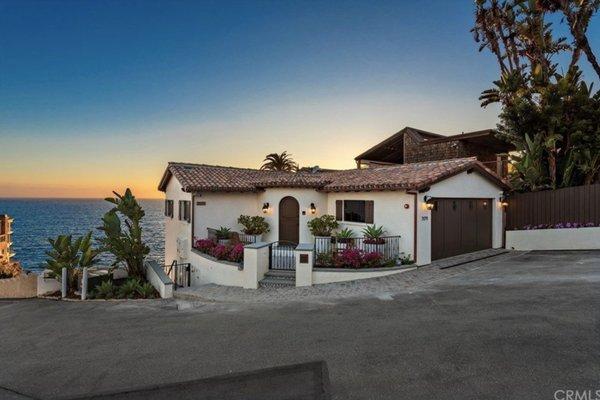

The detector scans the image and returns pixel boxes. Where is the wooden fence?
[506,184,600,230]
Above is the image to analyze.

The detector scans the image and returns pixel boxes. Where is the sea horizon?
[0,198,164,272]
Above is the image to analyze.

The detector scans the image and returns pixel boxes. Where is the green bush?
[307,215,338,236]
[137,282,156,299]
[215,227,232,240]
[94,281,115,299]
[117,278,142,299]
[237,215,270,235]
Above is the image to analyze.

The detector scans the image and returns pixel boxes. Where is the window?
[178,200,191,223]
[335,200,374,223]
[164,200,174,218]
[344,200,366,222]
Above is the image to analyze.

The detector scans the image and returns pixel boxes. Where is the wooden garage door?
[431,198,492,261]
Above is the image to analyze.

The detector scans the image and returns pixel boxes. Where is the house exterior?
[354,127,513,177]
[0,215,16,265]
[159,127,511,288]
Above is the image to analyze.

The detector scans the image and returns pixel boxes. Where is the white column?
[81,267,88,300]
[61,267,68,298]
[294,243,314,287]
[243,242,271,289]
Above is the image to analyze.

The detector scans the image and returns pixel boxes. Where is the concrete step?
[260,270,296,288]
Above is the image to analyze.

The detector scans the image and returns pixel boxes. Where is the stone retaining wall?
[0,273,38,298]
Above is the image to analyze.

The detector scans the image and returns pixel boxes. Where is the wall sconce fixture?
[499,194,509,208]
[262,203,269,213]
[309,203,316,214]
[424,196,435,211]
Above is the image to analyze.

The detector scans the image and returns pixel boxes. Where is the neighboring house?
[0,215,16,265]
[159,130,510,289]
[355,127,514,177]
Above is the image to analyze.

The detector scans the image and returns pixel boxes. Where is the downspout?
[407,191,418,265]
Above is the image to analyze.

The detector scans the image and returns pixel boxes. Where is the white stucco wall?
[326,191,416,259]
[189,250,245,287]
[506,227,600,250]
[415,171,504,266]
[164,178,193,265]
[192,192,258,240]
[258,188,328,243]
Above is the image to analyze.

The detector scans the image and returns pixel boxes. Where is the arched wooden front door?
[279,196,300,244]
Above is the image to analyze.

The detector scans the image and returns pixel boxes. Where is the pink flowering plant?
[193,237,244,264]
[521,222,598,230]
[316,247,393,269]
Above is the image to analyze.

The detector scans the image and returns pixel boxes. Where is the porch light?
[309,203,316,214]
[262,202,269,213]
[424,196,435,211]
[499,194,509,208]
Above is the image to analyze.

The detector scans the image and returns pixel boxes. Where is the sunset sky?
[1,1,598,199]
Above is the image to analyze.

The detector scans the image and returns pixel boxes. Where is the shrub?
[228,243,244,263]
[363,252,383,268]
[362,225,386,244]
[195,238,216,252]
[118,278,142,299]
[521,222,598,230]
[335,228,354,243]
[307,215,338,236]
[238,215,270,235]
[400,254,415,265]
[337,248,363,268]
[316,252,335,267]
[94,281,115,299]
[211,244,230,260]
[137,282,156,299]
[215,227,231,240]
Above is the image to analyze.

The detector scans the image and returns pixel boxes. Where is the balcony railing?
[314,236,401,268]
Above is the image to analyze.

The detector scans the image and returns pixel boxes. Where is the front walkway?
[174,249,521,304]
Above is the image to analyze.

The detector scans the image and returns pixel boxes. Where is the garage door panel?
[431,198,492,261]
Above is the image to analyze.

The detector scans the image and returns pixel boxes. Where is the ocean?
[0,198,164,272]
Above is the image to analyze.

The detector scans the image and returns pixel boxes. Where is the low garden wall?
[0,273,38,298]
[506,227,600,251]
[312,266,415,285]
[189,249,245,288]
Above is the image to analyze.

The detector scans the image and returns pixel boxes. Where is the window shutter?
[365,201,374,224]
[335,200,343,221]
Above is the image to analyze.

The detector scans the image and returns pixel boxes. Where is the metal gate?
[163,261,191,289]
[269,241,296,270]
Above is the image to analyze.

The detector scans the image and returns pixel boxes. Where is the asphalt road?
[1,250,599,399]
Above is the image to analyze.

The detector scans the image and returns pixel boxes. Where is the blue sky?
[0,0,597,197]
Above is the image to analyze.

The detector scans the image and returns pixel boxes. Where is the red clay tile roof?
[158,158,509,193]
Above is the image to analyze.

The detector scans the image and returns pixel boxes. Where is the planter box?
[506,227,600,251]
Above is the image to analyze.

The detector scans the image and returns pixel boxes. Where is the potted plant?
[362,224,386,254]
[335,228,354,250]
[215,226,232,245]
[237,215,270,243]
[307,214,338,254]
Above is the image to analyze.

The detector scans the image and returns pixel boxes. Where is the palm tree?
[260,151,298,172]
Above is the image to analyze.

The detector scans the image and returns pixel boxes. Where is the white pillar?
[61,267,68,298]
[243,242,271,289]
[81,267,88,300]
[294,243,314,287]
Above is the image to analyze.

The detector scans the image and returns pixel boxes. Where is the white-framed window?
[178,200,191,223]
[335,200,374,224]
[164,200,174,218]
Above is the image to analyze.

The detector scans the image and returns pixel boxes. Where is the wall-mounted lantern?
[309,203,317,214]
[424,196,435,211]
[499,194,509,208]
[262,202,270,213]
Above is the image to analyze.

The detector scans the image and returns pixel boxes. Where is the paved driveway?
[1,251,599,399]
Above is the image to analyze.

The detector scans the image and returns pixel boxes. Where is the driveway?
[1,250,599,399]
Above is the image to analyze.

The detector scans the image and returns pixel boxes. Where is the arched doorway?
[279,196,300,244]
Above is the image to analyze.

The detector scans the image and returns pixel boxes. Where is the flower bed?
[517,222,598,230]
[194,238,244,264]
[315,248,396,269]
